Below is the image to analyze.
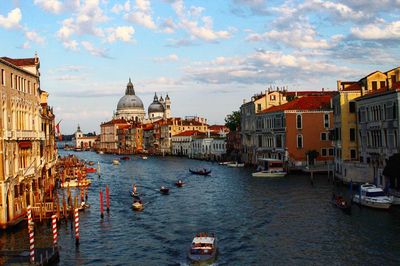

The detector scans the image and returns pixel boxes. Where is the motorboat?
[78,202,90,211]
[87,161,95,166]
[218,161,233,165]
[175,180,185,187]
[112,159,120,165]
[61,178,92,188]
[120,156,130,160]
[353,183,393,209]
[332,193,351,214]
[189,169,212,175]
[388,189,400,205]
[99,151,104,154]
[132,197,144,211]
[142,156,148,160]
[252,158,287,177]
[227,162,245,168]
[188,232,217,264]
[252,169,287,177]
[160,186,169,194]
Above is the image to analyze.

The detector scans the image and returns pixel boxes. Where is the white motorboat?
[61,178,92,188]
[99,151,104,154]
[227,162,245,168]
[112,159,120,165]
[252,169,287,177]
[142,156,148,160]
[188,233,217,264]
[388,189,400,205]
[218,161,233,165]
[353,183,393,209]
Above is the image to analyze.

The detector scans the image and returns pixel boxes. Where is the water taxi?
[188,233,217,264]
[353,183,393,209]
[227,162,245,167]
[112,159,120,165]
[252,158,287,177]
[142,156,148,160]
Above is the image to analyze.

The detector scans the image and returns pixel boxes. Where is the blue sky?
[1,0,400,134]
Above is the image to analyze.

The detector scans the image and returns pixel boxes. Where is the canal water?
[1,150,400,265]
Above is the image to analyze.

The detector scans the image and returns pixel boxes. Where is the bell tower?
[165,93,171,118]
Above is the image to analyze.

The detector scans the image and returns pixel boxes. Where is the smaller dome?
[148,92,165,113]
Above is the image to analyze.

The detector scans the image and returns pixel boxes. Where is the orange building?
[256,95,335,167]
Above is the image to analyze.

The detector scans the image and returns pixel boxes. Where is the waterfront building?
[190,132,226,160]
[257,95,335,167]
[126,123,143,153]
[171,130,200,156]
[99,119,130,153]
[74,124,97,150]
[333,68,399,182]
[0,55,57,228]
[226,130,241,161]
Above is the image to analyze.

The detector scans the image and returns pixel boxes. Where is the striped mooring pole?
[74,208,80,246]
[100,190,104,219]
[27,205,35,264]
[51,214,58,246]
[106,185,110,212]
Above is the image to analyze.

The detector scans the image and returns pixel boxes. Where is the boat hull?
[189,169,211,175]
[187,249,217,264]
[252,171,287,177]
[353,195,392,209]
[132,202,143,211]
[61,179,91,188]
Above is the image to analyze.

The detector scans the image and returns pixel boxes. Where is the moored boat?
[61,178,92,188]
[252,158,287,177]
[86,167,96,173]
[142,156,148,160]
[188,232,217,264]
[78,202,91,211]
[160,186,169,194]
[252,169,287,177]
[227,162,245,168]
[353,183,393,209]
[189,169,211,175]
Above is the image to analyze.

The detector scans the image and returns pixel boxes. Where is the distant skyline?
[1,0,400,134]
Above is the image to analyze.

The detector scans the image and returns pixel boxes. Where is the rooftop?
[261,95,332,113]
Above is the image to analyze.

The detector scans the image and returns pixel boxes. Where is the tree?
[225,110,241,131]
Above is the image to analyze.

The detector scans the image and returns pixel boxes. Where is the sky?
[1,0,400,134]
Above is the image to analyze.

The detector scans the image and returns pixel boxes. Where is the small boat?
[132,197,144,211]
[61,178,92,188]
[175,180,185,187]
[78,202,90,211]
[120,156,130,160]
[189,169,212,175]
[86,167,96,173]
[142,156,148,160]
[112,159,120,165]
[160,186,169,194]
[252,169,287,177]
[188,232,217,264]
[218,161,233,165]
[88,161,95,166]
[332,193,351,213]
[99,151,104,154]
[353,183,393,209]
[227,162,245,168]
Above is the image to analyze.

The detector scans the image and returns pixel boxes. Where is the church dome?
[148,92,165,113]
[116,78,144,110]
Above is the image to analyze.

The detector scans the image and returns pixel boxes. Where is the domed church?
[114,78,171,123]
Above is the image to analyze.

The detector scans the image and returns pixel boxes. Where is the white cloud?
[81,41,109,58]
[351,21,400,40]
[125,0,157,29]
[19,42,31,49]
[25,30,45,44]
[0,8,22,29]
[34,0,63,14]
[153,54,179,63]
[106,26,135,43]
[300,0,368,21]
[160,18,176,33]
[111,0,131,14]
[63,40,79,51]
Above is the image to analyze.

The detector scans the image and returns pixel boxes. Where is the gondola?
[189,169,212,175]
[160,186,170,194]
[332,193,351,214]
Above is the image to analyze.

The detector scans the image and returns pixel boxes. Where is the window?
[321,132,328,141]
[297,134,303,148]
[349,102,355,113]
[258,135,262,147]
[372,81,378,91]
[350,149,356,159]
[350,128,356,142]
[257,103,261,112]
[380,81,386,89]
[10,73,13,88]
[328,148,334,156]
[270,95,276,100]
[324,113,329,128]
[1,69,4,85]
[296,114,302,129]
[321,148,327,156]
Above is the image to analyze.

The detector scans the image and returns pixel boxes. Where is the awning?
[18,141,32,149]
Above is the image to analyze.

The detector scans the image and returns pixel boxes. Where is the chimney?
[337,80,341,91]
[265,89,269,110]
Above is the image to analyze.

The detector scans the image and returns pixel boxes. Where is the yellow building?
[0,54,57,228]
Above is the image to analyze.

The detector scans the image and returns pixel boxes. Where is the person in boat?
[133,183,137,194]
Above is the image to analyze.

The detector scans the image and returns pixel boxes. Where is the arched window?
[297,134,303,148]
[296,114,302,129]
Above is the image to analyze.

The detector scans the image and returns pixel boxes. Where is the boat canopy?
[192,237,215,245]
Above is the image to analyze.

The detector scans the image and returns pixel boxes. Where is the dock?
[3,247,59,266]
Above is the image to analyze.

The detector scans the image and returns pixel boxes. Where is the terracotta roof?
[101,118,128,126]
[285,90,337,96]
[1,57,36,66]
[261,95,332,113]
[173,130,201,137]
[209,125,227,131]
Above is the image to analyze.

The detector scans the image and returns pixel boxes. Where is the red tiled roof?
[209,125,227,131]
[261,95,332,113]
[101,118,128,126]
[1,57,36,66]
[173,130,201,137]
[285,90,337,96]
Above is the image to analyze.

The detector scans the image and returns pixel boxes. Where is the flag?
[55,120,62,141]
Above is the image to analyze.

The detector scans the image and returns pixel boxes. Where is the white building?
[171,130,201,156]
[191,133,226,160]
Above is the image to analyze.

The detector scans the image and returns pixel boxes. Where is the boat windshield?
[366,191,386,197]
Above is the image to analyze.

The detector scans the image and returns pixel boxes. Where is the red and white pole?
[106,185,110,212]
[74,208,80,246]
[27,205,35,264]
[51,214,58,246]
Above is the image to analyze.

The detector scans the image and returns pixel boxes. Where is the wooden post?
[310,171,314,186]
[100,190,104,219]
[106,185,110,212]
